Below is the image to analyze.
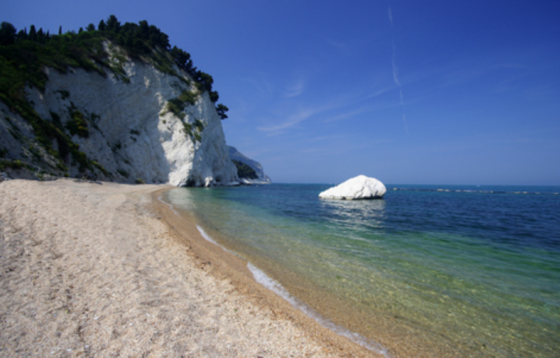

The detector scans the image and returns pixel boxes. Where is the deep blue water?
[165,184,560,357]
[216,184,560,250]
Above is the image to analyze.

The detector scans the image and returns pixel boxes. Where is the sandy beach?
[0,179,380,357]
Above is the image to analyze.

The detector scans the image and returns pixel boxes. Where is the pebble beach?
[0,179,378,357]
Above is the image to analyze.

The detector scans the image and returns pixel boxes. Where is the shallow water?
[165,184,560,357]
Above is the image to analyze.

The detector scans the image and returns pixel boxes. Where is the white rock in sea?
[319,175,387,200]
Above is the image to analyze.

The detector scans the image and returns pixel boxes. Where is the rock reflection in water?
[319,198,386,229]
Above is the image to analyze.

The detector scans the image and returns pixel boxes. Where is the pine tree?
[138,20,149,40]
[37,28,45,43]
[171,46,192,71]
[107,15,120,32]
[28,25,37,42]
[198,72,214,93]
[209,91,219,103]
[0,22,17,45]
[16,28,27,41]
[59,26,62,35]
[216,104,229,120]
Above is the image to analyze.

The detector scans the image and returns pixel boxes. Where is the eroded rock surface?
[319,175,386,200]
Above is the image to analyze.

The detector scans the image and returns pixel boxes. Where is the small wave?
[247,262,390,357]
[195,225,242,259]
[158,195,180,216]
[196,225,219,245]
[390,188,559,196]
[161,196,241,255]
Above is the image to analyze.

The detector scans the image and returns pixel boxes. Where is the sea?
[163,184,560,357]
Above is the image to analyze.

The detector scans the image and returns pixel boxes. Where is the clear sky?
[4,0,560,185]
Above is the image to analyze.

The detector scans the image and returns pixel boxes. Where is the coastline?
[0,179,378,357]
[163,187,470,358]
[152,186,382,357]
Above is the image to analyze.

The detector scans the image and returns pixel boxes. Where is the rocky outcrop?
[228,146,271,184]
[319,175,386,200]
[0,43,238,187]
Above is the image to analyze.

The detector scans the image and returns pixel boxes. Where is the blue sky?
[4,0,560,185]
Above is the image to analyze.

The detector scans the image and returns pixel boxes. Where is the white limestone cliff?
[319,175,386,200]
[0,43,238,187]
[227,146,271,185]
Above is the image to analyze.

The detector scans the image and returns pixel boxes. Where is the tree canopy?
[0,15,227,123]
[216,104,229,120]
[0,22,16,45]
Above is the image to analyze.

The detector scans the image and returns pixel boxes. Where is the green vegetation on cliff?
[0,16,227,109]
[233,160,258,180]
[0,16,229,178]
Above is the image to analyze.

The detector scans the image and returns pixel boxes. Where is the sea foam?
[195,225,242,259]
[247,262,390,357]
[194,223,390,356]
[158,195,180,216]
[196,225,219,245]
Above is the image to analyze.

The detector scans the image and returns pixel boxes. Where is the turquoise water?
[165,184,560,357]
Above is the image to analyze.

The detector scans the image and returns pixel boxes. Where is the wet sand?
[0,179,380,357]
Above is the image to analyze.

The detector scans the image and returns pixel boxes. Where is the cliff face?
[0,43,238,187]
[228,146,271,184]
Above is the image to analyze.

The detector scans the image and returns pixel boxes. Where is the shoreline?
[0,179,379,357]
[163,188,475,358]
[152,187,382,357]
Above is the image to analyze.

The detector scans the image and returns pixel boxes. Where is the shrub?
[56,161,68,171]
[29,146,42,160]
[209,90,219,103]
[92,160,110,177]
[182,122,192,136]
[177,90,197,105]
[216,103,228,120]
[11,159,22,169]
[66,109,89,137]
[181,119,204,142]
[0,159,24,170]
[56,89,70,99]
[117,169,129,178]
[70,149,91,172]
[193,118,204,132]
[164,89,199,118]
[165,98,186,118]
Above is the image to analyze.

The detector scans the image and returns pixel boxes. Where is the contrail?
[391,41,400,87]
[388,6,409,136]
